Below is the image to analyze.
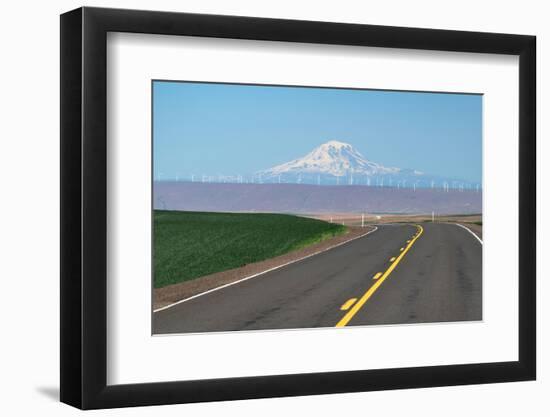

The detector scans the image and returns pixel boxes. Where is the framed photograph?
[60,6,536,409]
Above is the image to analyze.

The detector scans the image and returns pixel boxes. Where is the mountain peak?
[254,140,473,188]
[261,140,398,178]
[322,140,352,149]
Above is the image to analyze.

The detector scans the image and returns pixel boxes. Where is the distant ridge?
[154,182,482,215]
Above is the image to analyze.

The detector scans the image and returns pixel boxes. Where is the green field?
[154,211,347,288]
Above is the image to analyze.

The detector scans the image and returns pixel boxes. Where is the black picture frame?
[60,6,536,410]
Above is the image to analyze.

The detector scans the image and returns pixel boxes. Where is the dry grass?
[305,212,482,227]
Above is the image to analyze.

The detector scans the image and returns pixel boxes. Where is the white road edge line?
[454,223,483,245]
[154,226,379,313]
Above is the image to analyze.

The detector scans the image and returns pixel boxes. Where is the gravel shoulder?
[153,225,376,311]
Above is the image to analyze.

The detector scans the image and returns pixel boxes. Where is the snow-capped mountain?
[263,140,400,177]
[260,140,416,185]
[259,140,474,189]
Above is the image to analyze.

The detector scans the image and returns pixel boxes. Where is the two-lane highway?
[153,223,482,334]
[337,223,481,327]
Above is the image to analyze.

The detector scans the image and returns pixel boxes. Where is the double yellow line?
[335,224,424,327]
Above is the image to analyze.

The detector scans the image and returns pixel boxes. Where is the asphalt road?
[153,223,482,334]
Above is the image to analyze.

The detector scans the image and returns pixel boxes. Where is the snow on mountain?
[258,140,475,189]
[262,140,400,177]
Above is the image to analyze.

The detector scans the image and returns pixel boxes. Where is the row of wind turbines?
[155,172,481,192]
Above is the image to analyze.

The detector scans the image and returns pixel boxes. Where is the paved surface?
[153,223,482,334]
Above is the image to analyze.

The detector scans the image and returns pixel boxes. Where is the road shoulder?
[455,222,483,241]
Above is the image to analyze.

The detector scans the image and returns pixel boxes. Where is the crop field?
[154,210,347,288]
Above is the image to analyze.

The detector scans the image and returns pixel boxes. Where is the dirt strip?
[154,225,376,311]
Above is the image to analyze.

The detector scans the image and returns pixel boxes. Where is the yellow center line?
[336,224,424,327]
[340,298,358,311]
[372,272,382,280]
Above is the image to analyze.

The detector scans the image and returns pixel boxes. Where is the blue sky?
[153,81,482,182]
